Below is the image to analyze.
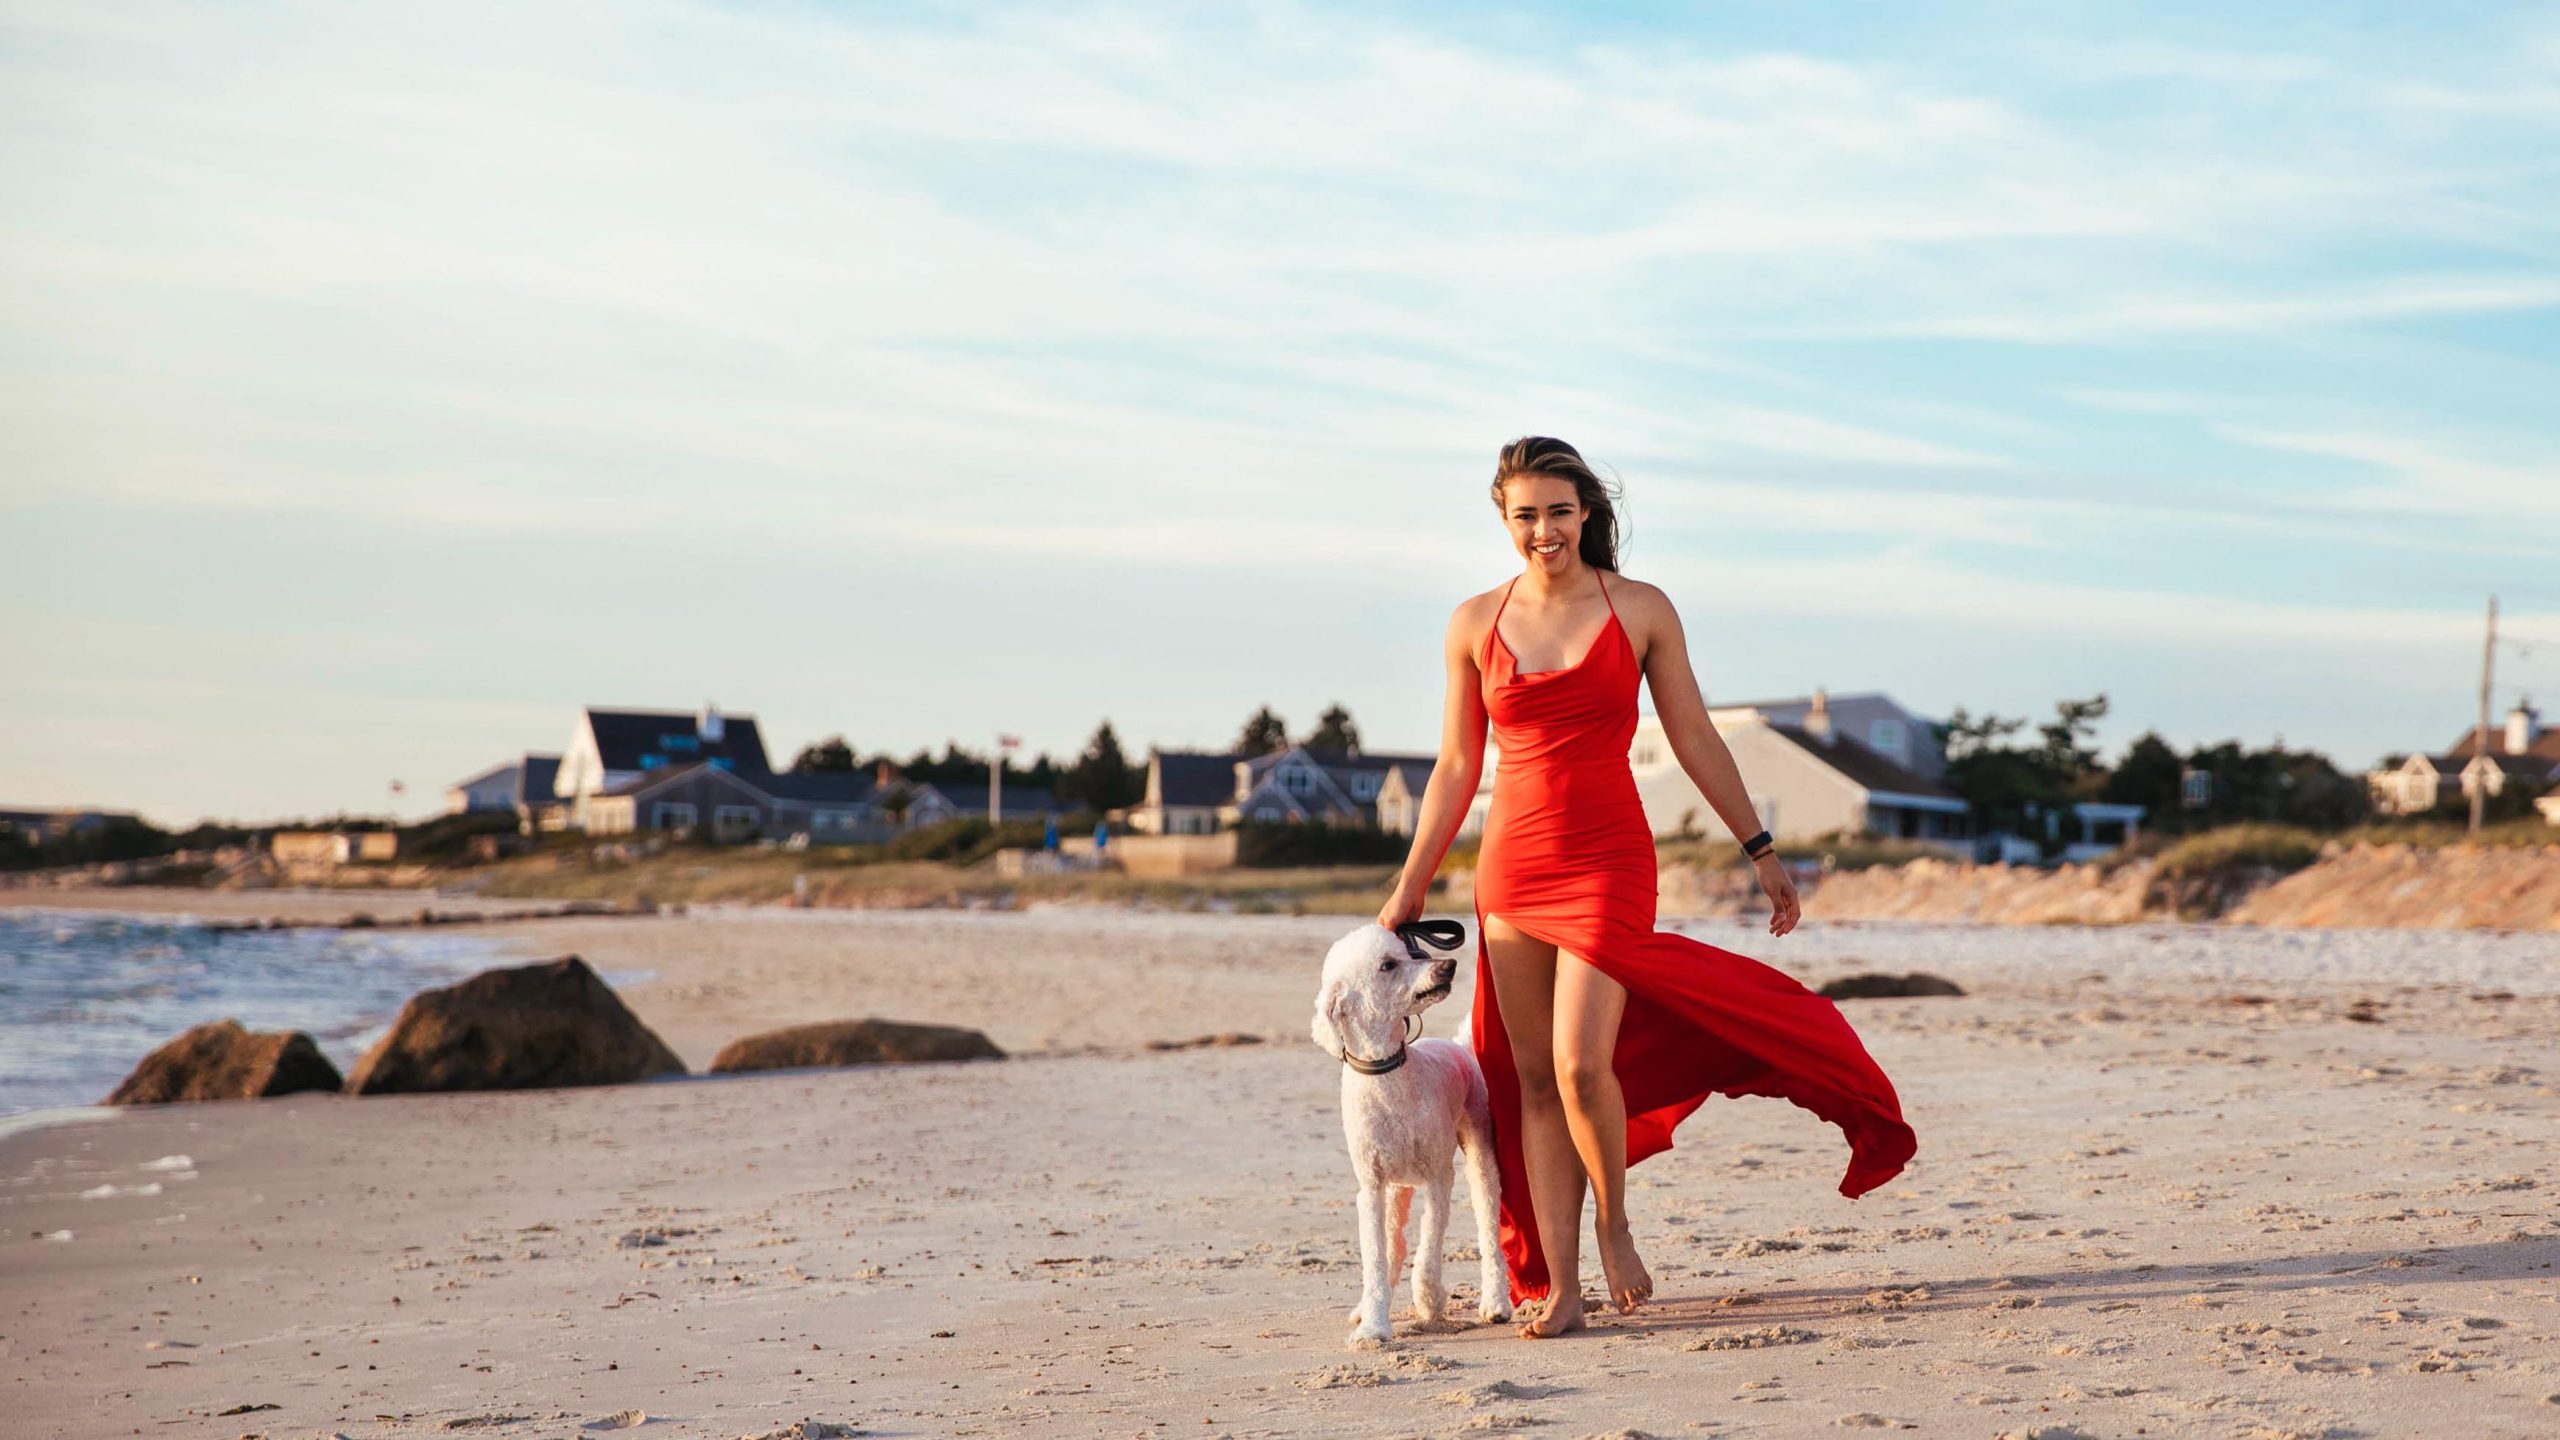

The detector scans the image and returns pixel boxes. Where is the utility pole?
[991,734,1020,827]
[2471,595,2497,834]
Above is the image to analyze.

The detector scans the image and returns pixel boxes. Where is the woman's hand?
[1752,852,1800,937]
[1377,876,1427,932]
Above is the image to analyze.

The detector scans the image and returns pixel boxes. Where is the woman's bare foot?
[1517,1289,1587,1339]
[1597,1224,1653,1313]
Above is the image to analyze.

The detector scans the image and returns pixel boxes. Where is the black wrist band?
[1741,829,1773,859]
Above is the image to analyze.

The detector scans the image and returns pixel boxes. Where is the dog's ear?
[1310,977,1351,1056]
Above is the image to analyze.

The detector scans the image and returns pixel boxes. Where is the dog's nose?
[1432,960,1457,986]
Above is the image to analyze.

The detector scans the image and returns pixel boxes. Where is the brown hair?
[1491,436,1623,572]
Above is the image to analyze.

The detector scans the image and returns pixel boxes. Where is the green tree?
[2039,694,2110,796]
[1062,720,1143,810]
[1302,703,1361,754]
[1938,706,2063,844]
[1236,706,1289,756]
[790,736,857,773]
[2100,730,2185,824]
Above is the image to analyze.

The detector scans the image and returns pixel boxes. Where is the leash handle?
[1394,918,1467,956]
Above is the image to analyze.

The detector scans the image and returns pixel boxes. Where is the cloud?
[2217,426,2560,522]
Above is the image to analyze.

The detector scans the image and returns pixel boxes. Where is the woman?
[1378,436,1918,1339]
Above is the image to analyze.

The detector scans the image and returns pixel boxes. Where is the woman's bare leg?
[1555,951,1651,1313]
[1481,913,1587,1338]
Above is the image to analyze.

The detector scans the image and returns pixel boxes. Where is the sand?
[5,894,2559,1438]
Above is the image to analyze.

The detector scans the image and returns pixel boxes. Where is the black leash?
[1338,920,1471,1076]
[1395,917,1468,960]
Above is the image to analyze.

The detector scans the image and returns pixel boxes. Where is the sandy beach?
[5,895,2558,1439]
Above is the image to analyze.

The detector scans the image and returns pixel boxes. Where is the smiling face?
[1500,473,1586,577]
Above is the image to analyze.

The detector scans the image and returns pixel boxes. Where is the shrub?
[2152,824,2324,880]
[1234,821,1409,869]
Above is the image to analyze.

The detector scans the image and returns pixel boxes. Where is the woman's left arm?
[1630,584,1802,937]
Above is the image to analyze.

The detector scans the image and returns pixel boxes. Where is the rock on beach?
[344,954,685,1094]
[105,1019,344,1105]
[709,1017,1005,1073]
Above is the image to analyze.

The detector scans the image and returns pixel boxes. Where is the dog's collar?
[1338,1013,1422,1076]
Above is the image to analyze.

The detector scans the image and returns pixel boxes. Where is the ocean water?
[0,909,508,1116]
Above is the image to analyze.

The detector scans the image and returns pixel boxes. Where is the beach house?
[1627,690,1972,848]
[1127,745,1435,833]
[2365,700,2560,816]
[443,754,561,818]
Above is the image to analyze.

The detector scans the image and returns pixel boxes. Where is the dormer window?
[1868,719,1907,761]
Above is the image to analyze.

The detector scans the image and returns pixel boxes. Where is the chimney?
[699,702,724,744]
[1804,687,1833,743]
[2507,698,2540,755]
[875,760,900,788]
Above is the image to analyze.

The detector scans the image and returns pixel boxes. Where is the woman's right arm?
[1379,600,1491,929]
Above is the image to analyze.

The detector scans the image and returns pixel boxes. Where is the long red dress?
[1468,571,1918,1305]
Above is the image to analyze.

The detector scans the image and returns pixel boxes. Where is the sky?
[4,0,2558,826]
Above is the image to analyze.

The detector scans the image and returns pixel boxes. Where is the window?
[713,805,760,840]
[1253,806,1282,822]
[652,802,698,831]
[1351,773,1380,799]
[2181,769,2214,809]
[1868,719,1907,761]
[1283,765,1315,796]
[813,809,854,833]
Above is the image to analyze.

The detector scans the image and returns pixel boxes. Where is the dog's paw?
[1477,1300,1513,1324]
[1346,1318,1391,1351]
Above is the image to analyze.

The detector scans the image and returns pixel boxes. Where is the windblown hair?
[1490,436,1624,572]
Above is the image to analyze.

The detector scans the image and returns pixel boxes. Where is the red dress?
[1468,572,1918,1305]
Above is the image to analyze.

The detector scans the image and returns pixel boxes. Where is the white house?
[1629,690,1971,848]
[2366,700,2560,816]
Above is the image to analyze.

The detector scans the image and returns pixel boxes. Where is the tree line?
[788,701,1373,814]
[1938,693,2412,840]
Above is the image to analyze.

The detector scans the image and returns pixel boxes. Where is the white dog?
[1311,922,1511,1348]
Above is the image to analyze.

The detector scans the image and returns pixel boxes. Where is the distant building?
[0,807,138,845]
[932,783,1066,824]
[2367,700,2560,816]
[444,754,561,817]
[271,830,398,864]
[1129,751,1247,836]
[1227,745,1434,828]
[555,703,774,827]
[1624,690,1973,848]
[1127,745,1435,833]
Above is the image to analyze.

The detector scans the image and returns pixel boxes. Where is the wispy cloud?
[3,0,2557,817]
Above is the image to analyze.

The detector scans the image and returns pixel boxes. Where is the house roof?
[1153,751,1245,808]
[2453,751,2556,778]
[585,707,773,776]
[1765,725,1957,800]
[755,770,878,805]
[597,761,775,804]
[935,783,1064,815]
[2440,725,2560,764]
[449,753,564,802]
[1712,691,1901,715]
[449,760,517,792]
